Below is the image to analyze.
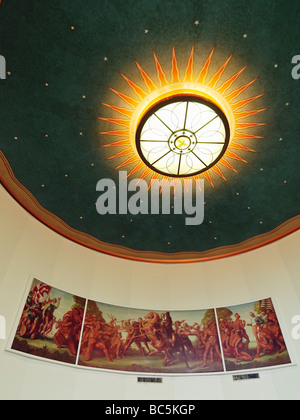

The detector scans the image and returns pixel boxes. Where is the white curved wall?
[0,184,299,400]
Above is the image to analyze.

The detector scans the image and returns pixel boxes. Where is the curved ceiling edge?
[0,150,299,264]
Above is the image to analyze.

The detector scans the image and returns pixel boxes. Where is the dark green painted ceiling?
[0,0,299,256]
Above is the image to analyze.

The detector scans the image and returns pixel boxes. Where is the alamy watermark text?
[96,172,204,225]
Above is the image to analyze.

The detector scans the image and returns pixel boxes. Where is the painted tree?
[215,307,234,321]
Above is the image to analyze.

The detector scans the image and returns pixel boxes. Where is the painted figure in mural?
[172,321,197,362]
[189,323,206,353]
[53,306,84,355]
[247,312,265,343]
[218,316,253,362]
[18,302,43,340]
[229,329,253,363]
[17,292,35,336]
[17,282,61,341]
[142,311,174,365]
[18,297,60,341]
[232,313,250,352]
[80,321,113,362]
[218,305,287,365]
[121,319,150,358]
[201,320,223,368]
[41,297,61,338]
[107,324,123,360]
[161,312,173,340]
[254,313,286,358]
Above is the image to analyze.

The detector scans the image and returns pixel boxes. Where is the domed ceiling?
[0,0,299,263]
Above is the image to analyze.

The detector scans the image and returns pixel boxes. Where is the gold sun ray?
[102,139,131,148]
[120,73,148,100]
[135,61,157,92]
[106,147,133,160]
[217,65,247,95]
[108,87,139,108]
[183,44,195,82]
[234,108,268,121]
[115,154,140,170]
[128,161,146,178]
[231,93,266,111]
[207,54,233,88]
[235,121,267,130]
[219,158,239,174]
[101,102,133,118]
[225,78,259,103]
[225,149,249,164]
[229,141,256,153]
[98,117,130,128]
[153,51,169,87]
[211,165,228,182]
[195,46,215,84]
[203,171,214,188]
[99,45,267,188]
[171,45,181,83]
[99,129,129,137]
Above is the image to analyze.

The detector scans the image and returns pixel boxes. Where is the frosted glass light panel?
[136,97,230,177]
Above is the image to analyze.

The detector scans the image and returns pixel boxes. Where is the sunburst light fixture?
[99,45,267,188]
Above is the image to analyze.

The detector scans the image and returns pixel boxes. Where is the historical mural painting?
[10,279,86,365]
[216,298,292,372]
[77,300,224,374]
[8,280,293,375]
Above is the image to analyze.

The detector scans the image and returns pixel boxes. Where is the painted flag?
[32,281,52,303]
[260,298,274,312]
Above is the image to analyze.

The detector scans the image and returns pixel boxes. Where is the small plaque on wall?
[137,377,163,383]
[233,373,260,381]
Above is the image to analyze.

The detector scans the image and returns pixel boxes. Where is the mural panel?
[77,300,224,374]
[216,298,292,372]
[8,279,294,375]
[10,279,86,365]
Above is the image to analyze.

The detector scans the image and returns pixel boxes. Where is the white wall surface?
[0,185,299,400]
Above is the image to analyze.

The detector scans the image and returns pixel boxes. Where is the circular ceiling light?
[136,96,230,177]
[99,45,266,188]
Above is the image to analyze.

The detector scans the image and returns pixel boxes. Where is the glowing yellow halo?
[99,45,267,188]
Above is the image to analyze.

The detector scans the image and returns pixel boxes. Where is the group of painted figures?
[218,310,286,363]
[80,311,222,369]
[17,290,287,369]
[80,308,286,368]
[17,290,84,356]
